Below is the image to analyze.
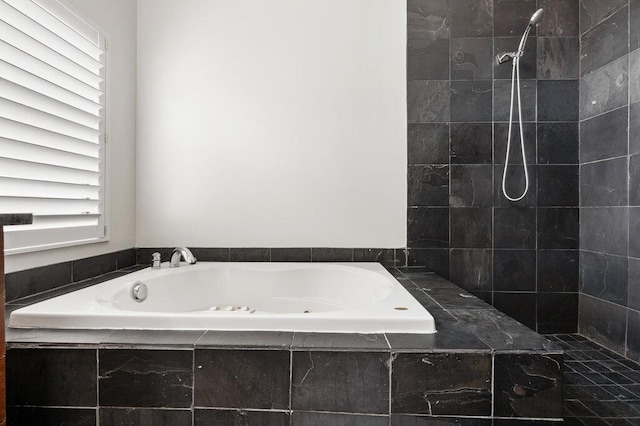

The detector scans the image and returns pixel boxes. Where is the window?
[0,0,107,254]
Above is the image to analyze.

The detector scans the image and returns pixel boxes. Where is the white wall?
[136,0,407,248]
[5,0,137,273]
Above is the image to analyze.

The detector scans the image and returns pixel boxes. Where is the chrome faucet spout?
[170,247,197,268]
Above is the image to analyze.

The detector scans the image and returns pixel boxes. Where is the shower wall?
[578,0,640,359]
[407,0,580,333]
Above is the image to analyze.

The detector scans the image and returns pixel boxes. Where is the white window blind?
[0,0,107,254]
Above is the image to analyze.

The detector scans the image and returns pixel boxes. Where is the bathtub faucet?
[170,247,197,268]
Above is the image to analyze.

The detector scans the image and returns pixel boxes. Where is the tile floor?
[550,334,640,425]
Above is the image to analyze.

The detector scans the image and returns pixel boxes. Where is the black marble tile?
[450,208,492,248]
[537,80,579,121]
[195,409,290,426]
[580,251,628,306]
[195,331,293,349]
[292,412,387,426]
[450,123,492,164]
[408,123,450,164]
[579,294,627,355]
[494,79,537,122]
[494,0,537,36]
[406,249,450,278]
[632,0,640,52]
[494,123,536,164]
[450,80,493,122]
[631,50,640,105]
[494,37,537,79]
[7,407,96,426]
[537,250,579,292]
[5,261,72,302]
[6,328,114,345]
[291,351,389,414]
[450,308,559,351]
[451,37,493,80]
[102,330,205,348]
[493,292,537,329]
[386,322,490,352]
[537,165,579,207]
[190,247,230,261]
[354,249,397,267]
[7,348,96,406]
[100,408,192,426]
[537,208,579,249]
[230,248,270,262]
[291,333,389,351]
[408,39,450,82]
[579,0,627,33]
[408,165,449,206]
[537,292,578,334]
[627,310,640,363]
[631,155,640,206]
[494,207,536,249]
[408,81,450,123]
[494,164,537,207]
[580,107,628,163]
[450,0,493,38]
[407,208,449,248]
[116,248,136,269]
[311,248,354,262]
[537,0,579,37]
[408,0,450,81]
[580,6,629,76]
[631,208,640,258]
[537,123,579,165]
[99,349,192,408]
[580,56,628,120]
[580,207,628,256]
[494,353,563,418]
[627,259,640,311]
[195,349,289,409]
[270,248,311,262]
[449,249,492,292]
[632,102,640,156]
[391,415,492,425]
[537,37,580,79]
[449,165,493,207]
[73,252,117,282]
[493,250,536,291]
[391,353,492,415]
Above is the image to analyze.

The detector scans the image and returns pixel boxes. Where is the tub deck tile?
[102,329,206,348]
[291,332,389,351]
[195,330,294,349]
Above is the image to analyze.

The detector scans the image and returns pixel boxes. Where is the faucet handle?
[151,252,162,269]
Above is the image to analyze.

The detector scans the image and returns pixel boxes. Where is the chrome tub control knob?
[131,281,148,302]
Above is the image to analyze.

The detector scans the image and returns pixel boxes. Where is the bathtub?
[8,262,436,334]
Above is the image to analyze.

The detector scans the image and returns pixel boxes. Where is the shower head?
[529,8,544,26]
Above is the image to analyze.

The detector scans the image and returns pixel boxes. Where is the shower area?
[407,0,639,358]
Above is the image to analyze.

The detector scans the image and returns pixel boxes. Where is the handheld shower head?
[529,8,544,26]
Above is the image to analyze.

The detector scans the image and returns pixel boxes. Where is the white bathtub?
[8,262,436,334]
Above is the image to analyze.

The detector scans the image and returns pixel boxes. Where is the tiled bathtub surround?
[3,249,137,303]
[5,268,563,424]
[578,0,640,361]
[406,0,581,333]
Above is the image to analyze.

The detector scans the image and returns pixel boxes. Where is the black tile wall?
[578,2,640,362]
[7,348,96,407]
[195,349,290,409]
[406,0,580,334]
[99,349,192,408]
[291,351,389,414]
[391,353,492,416]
